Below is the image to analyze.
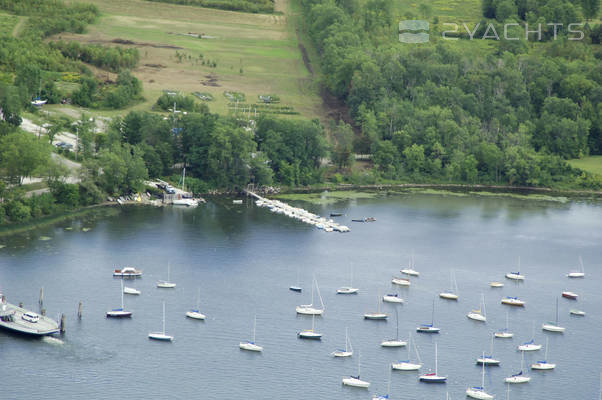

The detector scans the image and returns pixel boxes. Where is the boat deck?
[0,303,59,336]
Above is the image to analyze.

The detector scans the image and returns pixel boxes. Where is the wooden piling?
[60,314,66,333]
[77,301,83,319]
[39,287,44,305]
[41,308,46,316]
[18,302,23,308]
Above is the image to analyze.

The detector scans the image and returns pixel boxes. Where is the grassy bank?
[568,156,602,177]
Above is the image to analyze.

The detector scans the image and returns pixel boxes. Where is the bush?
[5,200,31,222]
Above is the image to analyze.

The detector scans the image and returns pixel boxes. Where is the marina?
[0,193,600,399]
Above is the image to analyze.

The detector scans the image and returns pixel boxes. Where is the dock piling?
[41,308,46,316]
[39,287,44,305]
[77,301,83,319]
[60,314,66,334]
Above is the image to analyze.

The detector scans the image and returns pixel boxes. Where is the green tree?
[0,132,51,184]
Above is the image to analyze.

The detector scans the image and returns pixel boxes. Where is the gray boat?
[0,294,59,336]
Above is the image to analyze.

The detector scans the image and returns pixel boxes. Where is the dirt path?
[11,16,25,37]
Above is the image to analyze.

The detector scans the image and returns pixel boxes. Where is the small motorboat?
[123,286,141,295]
[570,309,585,316]
[501,297,525,307]
[289,286,302,293]
[113,267,142,277]
[489,281,504,288]
[383,294,404,304]
[337,287,359,294]
[381,339,407,347]
[561,291,578,300]
[364,312,388,320]
[330,212,344,217]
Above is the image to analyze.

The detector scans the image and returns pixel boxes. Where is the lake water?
[1,192,601,399]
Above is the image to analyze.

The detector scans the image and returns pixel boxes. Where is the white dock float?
[245,190,349,233]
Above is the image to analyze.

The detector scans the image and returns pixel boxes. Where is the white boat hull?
[298,331,322,340]
[148,332,173,341]
[531,362,555,370]
[383,295,404,303]
[439,292,458,300]
[123,287,141,295]
[501,298,525,307]
[391,362,422,371]
[364,313,388,320]
[419,374,447,383]
[157,281,176,288]
[296,306,324,315]
[332,350,352,357]
[494,331,513,338]
[466,388,494,399]
[476,357,500,366]
[106,309,132,318]
[542,323,565,333]
[505,375,531,383]
[186,311,206,320]
[567,272,584,278]
[489,281,504,288]
[337,287,359,294]
[391,278,410,286]
[518,344,541,351]
[381,340,407,347]
[467,312,486,322]
[416,326,440,333]
[239,342,263,352]
[505,273,525,280]
[401,269,419,276]
[342,377,370,388]
[570,309,585,316]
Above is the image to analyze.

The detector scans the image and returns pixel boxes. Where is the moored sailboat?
[419,342,446,383]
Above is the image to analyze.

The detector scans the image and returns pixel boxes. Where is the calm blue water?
[0,193,601,399]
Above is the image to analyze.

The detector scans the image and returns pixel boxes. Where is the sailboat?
[342,352,370,388]
[337,266,359,294]
[392,331,422,371]
[172,168,199,207]
[240,315,263,352]
[106,280,132,318]
[123,285,141,295]
[298,314,322,339]
[490,281,504,288]
[364,292,388,320]
[570,309,586,316]
[30,78,47,106]
[372,367,392,400]
[391,276,411,286]
[157,262,176,288]
[466,352,494,399]
[505,257,525,281]
[531,337,556,370]
[467,293,487,322]
[517,323,541,351]
[383,292,404,304]
[476,334,500,366]
[296,276,324,315]
[501,296,525,307]
[542,297,565,333]
[185,288,206,320]
[289,268,302,292]
[332,327,353,357]
[148,301,173,341]
[440,270,459,300]
[417,298,440,333]
[381,308,407,347]
[505,350,531,383]
[495,311,514,338]
[401,254,419,276]
[567,256,585,278]
[419,342,447,383]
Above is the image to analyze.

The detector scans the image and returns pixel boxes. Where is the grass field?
[568,156,602,176]
[50,0,322,120]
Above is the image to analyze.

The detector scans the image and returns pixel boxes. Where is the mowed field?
[55,0,321,119]
[569,156,602,176]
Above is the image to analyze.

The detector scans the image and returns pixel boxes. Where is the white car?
[22,312,39,323]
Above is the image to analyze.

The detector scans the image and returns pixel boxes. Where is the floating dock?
[245,190,350,233]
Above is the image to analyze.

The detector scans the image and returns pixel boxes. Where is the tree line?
[51,41,140,73]
[145,0,275,14]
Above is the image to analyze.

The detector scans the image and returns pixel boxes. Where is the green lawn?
[50,0,322,120]
[568,156,602,176]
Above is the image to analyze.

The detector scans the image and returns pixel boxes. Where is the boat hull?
[381,340,407,347]
[518,344,541,351]
[148,332,173,341]
[489,282,504,288]
[567,272,584,278]
[505,375,531,383]
[186,311,206,320]
[391,362,421,371]
[505,273,525,280]
[466,388,494,400]
[106,310,132,318]
[364,313,388,320]
[336,287,359,294]
[419,374,447,383]
[383,295,404,303]
[439,292,458,300]
[332,351,352,357]
[401,269,419,277]
[542,324,565,333]
[494,331,514,338]
[289,286,302,293]
[416,326,440,333]
[239,342,263,352]
[562,292,578,300]
[501,298,525,307]
[391,278,410,286]
[296,307,324,315]
[157,281,176,288]
[467,313,486,322]
[531,362,555,370]
[342,377,370,388]
[476,358,500,366]
[298,331,322,340]
[123,287,141,295]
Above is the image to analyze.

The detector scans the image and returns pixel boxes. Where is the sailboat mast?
[162,301,166,334]
[120,279,124,309]
[253,315,257,342]
[358,352,361,377]
[555,297,559,325]
[395,307,399,340]
[345,327,348,352]
[435,342,438,375]
[481,351,486,388]
[431,298,435,325]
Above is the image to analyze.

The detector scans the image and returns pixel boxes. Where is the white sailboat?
[337,266,359,294]
[106,280,132,318]
[342,352,370,388]
[467,352,495,399]
[501,296,525,307]
[570,309,586,316]
[296,276,325,315]
[490,281,504,288]
[172,168,199,207]
[567,256,585,278]
[391,276,411,286]
[157,262,176,288]
[517,323,541,351]
[381,308,407,347]
[392,331,422,371]
[505,351,531,383]
[417,298,440,333]
[495,311,514,338]
[542,298,565,333]
[531,337,556,370]
[186,288,206,320]
[476,334,500,366]
[148,301,173,341]
[505,257,525,281]
[419,342,447,383]
[467,293,487,322]
[123,285,141,295]
[440,269,459,300]
[364,292,388,320]
[332,327,353,357]
[298,314,322,340]
[401,254,419,276]
[383,293,404,304]
[240,315,263,352]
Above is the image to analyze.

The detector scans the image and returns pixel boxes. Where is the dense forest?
[145,0,275,13]
[299,0,602,189]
